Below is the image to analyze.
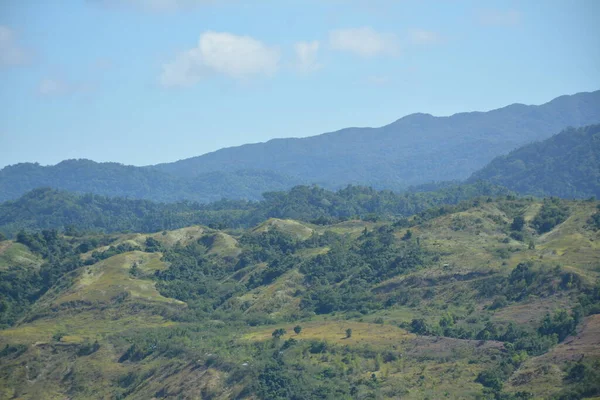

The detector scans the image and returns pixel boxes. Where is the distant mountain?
[468,124,600,198]
[153,90,600,187]
[0,160,303,203]
[1,90,599,202]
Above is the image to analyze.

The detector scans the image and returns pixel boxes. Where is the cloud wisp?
[478,9,522,26]
[38,78,95,97]
[160,31,279,88]
[329,27,399,57]
[408,29,443,45]
[0,26,31,67]
[294,41,321,73]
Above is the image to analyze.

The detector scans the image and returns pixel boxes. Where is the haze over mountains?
[1,90,599,203]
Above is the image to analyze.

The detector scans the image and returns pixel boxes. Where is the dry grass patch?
[243,320,414,347]
[252,218,314,240]
[0,242,42,270]
[54,251,182,306]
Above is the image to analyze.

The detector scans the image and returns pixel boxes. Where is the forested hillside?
[0,160,302,203]
[469,124,600,198]
[1,91,599,203]
[1,196,599,399]
[0,182,511,237]
[153,90,600,186]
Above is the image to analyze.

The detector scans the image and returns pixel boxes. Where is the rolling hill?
[1,196,599,399]
[468,124,600,198]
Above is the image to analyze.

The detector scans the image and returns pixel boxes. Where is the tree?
[0,232,6,242]
[130,262,140,277]
[293,325,302,335]
[272,328,286,339]
[410,318,429,335]
[510,216,525,231]
[345,328,352,338]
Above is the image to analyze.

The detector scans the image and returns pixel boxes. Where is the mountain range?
[1,90,599,203]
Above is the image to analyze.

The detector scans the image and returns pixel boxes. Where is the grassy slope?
[0,241,42,271]
[0,199,599,399]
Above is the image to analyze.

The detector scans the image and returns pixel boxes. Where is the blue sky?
[0,0,599,168]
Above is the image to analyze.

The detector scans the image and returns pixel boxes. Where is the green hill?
[0,182,512,237]
[1,197,599,399]
[469,124,600,198]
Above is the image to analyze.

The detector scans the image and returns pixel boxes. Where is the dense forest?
[0,182,512,237]
[0,160,302,203]
[469,124,600,198]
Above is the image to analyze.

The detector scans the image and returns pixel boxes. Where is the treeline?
[0,230,84,326]
[0,182,512,237]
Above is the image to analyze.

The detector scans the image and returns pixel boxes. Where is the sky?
[0,0,599,169]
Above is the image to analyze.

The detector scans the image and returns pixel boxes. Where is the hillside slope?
[468,124,600,198]
[1,198,599,399]
[153,90,600,186]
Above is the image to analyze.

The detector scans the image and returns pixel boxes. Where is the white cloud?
[409,29,443,45]
[160,31,279,88]
[0,26,31,67]
[478,9,522,26]
[329,27,399,57]
[294,41,321,73]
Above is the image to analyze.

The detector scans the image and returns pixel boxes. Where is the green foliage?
[531,198,570,233]
[555,360,600,399]
[510,216,525,231]
[476,369,505,391]
[538,310,578,342]
[0,183,512,237]
[588,207,600,231]
[475,261,582,303]
[77,340,101,356]
[293,325,302,335]
[1,230,82,326]
[272,328,287,339]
